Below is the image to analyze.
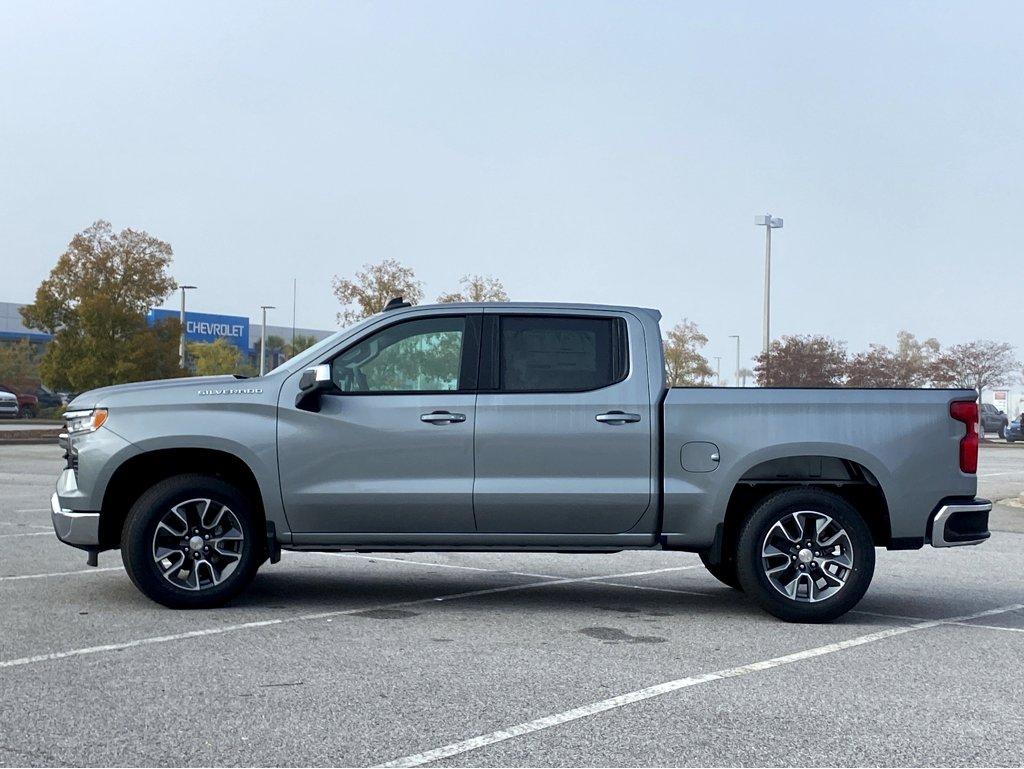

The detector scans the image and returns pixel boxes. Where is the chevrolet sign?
[147,308,250,351]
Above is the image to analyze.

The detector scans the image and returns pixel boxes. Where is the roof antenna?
[383,296,412,312]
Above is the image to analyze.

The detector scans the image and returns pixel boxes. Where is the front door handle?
[420,411,467,424]
[595,411,641,425]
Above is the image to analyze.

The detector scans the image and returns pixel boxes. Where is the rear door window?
[493,315,628,392]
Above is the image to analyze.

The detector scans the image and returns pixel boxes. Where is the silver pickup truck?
[51,301,990,622]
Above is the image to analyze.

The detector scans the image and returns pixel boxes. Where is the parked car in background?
[0,389,19,419]
[33,385,64,411]
[0,384,38,418]
[980,403,1008,439]
[1005,420,1023,443]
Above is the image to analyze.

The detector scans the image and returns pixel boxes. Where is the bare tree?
[755,335,847,387]
[437,274,509,303]
[663,320,714,386]
[929,340,1018,397]
[332,258,424,326]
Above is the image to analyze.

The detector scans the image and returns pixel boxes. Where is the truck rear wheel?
[736,488,874,623]
[699,551,742,591]
[121,474,261,609]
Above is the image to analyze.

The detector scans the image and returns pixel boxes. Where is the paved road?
[1,445,1022,767]
[0,422,61,432]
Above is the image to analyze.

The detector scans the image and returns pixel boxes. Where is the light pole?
[177,285,197,369]
[259,305,275,376]
[714,356,721,387]
[729,335,740,387]
[753,214,782,358]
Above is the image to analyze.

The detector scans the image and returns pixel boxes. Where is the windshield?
[264,314,383,376]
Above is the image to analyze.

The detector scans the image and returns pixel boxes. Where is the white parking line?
[0,531,52,538]
[0,565,691,671]
[849,608,931,622]
[593,581,716,598]
[950,621,1024,634]
[0,566,123,582]
[373,601,1024,768]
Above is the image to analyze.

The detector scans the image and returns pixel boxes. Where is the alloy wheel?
[761,510,854,603]
[151,498,245,591]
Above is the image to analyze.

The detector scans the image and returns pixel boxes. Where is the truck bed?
[660,387,978,550]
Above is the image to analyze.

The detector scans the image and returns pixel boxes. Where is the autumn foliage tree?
[663,320,714,386]
[755,335,847,387]
[437,275,509,303]
[20,220,183,391]
[928,340,1019,396]
[332,259,424,326]
[844,332,940,387]
[844,344,897,387]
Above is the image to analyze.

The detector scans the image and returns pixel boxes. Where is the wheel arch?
[99,447,268,549]
[718,450,893,560]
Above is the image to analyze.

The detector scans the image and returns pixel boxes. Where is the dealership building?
[0,300,333,367]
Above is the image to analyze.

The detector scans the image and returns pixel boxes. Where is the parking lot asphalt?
[1,445,1023,767]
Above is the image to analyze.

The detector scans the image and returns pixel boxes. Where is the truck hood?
[67,375,251,410]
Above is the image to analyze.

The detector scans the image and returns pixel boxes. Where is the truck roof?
[395,301,663,322]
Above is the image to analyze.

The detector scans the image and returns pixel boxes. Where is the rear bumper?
[929,499,991,547]
[50,492,100,548]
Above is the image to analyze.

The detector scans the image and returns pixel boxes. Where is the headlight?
[64,408,108,434]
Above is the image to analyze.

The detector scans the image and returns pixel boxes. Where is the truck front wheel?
[121,474,261,609]
[736,488,874,623]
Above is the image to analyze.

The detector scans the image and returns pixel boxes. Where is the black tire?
[736,488,875,623]
[998,424,1006,439]
[699,551,742,591]
[121,474,261,609]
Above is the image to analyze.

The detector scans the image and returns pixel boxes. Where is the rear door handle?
[420,411,467,424]
[595,411,641,425]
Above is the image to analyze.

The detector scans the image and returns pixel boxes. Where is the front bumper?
[50,492,100,548]
[930,499,991,547]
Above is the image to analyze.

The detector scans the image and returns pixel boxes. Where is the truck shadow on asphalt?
[64,563,1015,626]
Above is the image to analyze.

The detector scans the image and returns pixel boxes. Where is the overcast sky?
[2,1,1021,374]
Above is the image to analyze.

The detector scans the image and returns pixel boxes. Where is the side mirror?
[295,364,332,412]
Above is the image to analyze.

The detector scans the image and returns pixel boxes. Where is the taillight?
[950,400,978,473]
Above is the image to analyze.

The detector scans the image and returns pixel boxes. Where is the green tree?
[265,335,286,355]
[20,221,183,391]
[189,338,243,376]
[0,339,41,390]
[290,334,317,354]
[332,258,424,326]
[755,335,847,387]
[437,275,509,303]
[663,320,714,386]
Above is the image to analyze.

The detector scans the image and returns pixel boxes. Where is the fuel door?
[681,442,720,473]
